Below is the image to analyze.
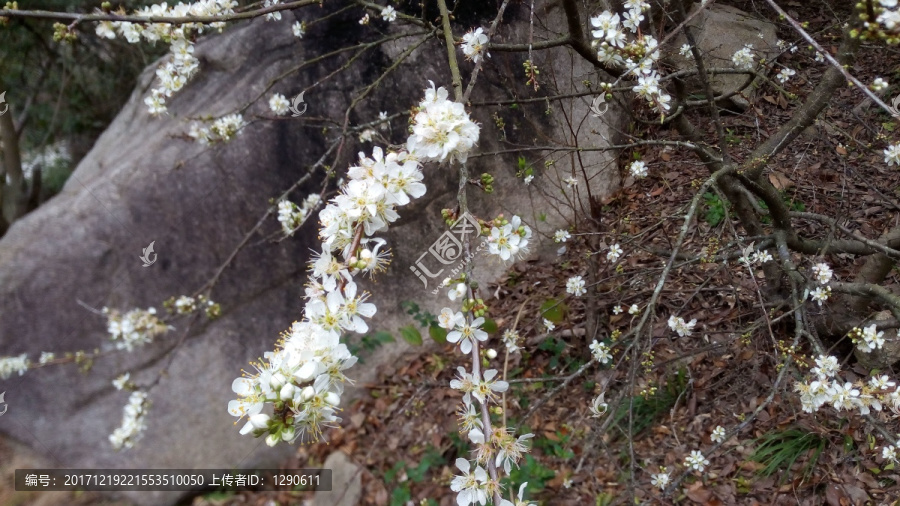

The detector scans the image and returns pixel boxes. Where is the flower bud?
[324,392,341,406]
[294,362,317,382]
[486,349,498,359]
[270,372,287,389]
[301,386,315,401]
[249,413,270,429]
[281,426,296,442]
[265,433,281,447]
[280,383,295,401]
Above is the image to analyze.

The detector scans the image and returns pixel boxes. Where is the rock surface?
[671,3,779,110]
[314,452,362,506]
[0,3,619,505]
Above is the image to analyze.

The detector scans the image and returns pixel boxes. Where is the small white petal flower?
[292,21,304,38]
[607,243,623,262]
[711,425,726,443]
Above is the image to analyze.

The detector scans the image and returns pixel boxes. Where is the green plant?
[611,368,689,438]
[703,191,727,226]
[749,428,827,483]
[534,430,575,460]
[401,301,447,344]
[537,336,566,369]
[505,454,555,498]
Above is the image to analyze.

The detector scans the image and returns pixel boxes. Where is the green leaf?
[540,298,566,323]
[374,331,395,344]
[399,325,423,346]
[428,325,448,344]
[481,317,498,334]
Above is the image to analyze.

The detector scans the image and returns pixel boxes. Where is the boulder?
[670,3,779,110]
[0,3,620,505]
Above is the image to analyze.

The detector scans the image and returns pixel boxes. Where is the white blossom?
[381,5,397,22]
[566,275,586,296]
[667,315,697,337]
[885,144,900,166]
[629,160,648,178]
[0,354,29,379]
[684,450,710,472]
[872,77,890,91]
[776,68,796,84]
[731,44,755,70]
[607,243,623,262]
[461,27,490,64]
[711,425,726,443]
[269,93,290,115]
[811,263,833,284]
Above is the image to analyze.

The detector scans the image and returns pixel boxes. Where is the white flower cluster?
[590,1,670,115]
[109,391,150,450]
[795,355,900,415]
[113,373,131,391]
[263,0,281,21]
[229,83,473,446]
[873,0,900,31]
[277,194,322,235]
[629,160,648,178]
[103,307,170,352]
[808,262,833,305]
[731,44,755,70]
[872,77,890,91]
[188,113,247,144]
[406,82,480,163]
[885,143,900,166]
[39,352,55,364]
[739,243,773,266]
[590,339,613,363]
[668,315,697,337]
[501,329,522,354]
[850,324,886,353]
[0,353,30,379]
[172,294,216,315]
[269,93,291,115]
[487,216,532,261]
[461,27,490,64]
[95,1,237,115]
[812,263,833,284]
[684,450,710,472]
[566,275,586,296]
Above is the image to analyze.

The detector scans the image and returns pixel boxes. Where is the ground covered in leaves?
[193,2,900,505]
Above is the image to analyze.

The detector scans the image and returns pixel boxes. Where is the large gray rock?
[0,3,619,505]
[671,3,779,110]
